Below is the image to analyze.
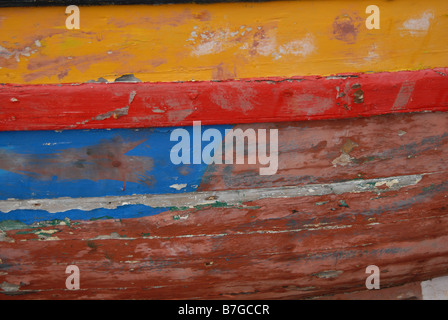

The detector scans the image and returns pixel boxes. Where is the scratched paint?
[0,125,230,200]
[0,168,447,299]
[0,136,154,184]
[0,1,447,84]
[1,68,447,131]
[198,112,448,191]
[0,111,447,225]
[1,0,448,301]
[0,174,423,224]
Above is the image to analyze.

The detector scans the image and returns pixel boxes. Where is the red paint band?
[0,68,447,131]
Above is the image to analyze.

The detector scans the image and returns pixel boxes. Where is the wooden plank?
[0,111,446,220]
[1,0,447,301]
[0,1,447,84]
[1,170,448,299]
[1,69,447,131]
[199,111,448,190]
[1,112,447,299]
[0,174,424,223]
[0,110,447,299]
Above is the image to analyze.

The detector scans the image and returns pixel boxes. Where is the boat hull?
[1,0,448,299]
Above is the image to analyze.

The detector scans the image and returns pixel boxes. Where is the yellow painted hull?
[0,0,447,84]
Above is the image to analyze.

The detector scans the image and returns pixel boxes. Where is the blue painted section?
[0,125,231,201]
[0,205,168,225]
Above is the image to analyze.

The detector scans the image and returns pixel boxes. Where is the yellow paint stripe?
[0,0,447,84]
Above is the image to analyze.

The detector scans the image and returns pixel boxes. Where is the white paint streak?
[0,282,20,292]
[0,174,423,214]
[364,44,380,63]
[112,224,354,242]
[0,44,39,62]
[256,34,278,56]
[375,179,399,188]
[188,26,315,59]
[42,142,71,146]
[421,275,448,300]
[89,232,125,240]
[278,34,315,57]
[189,29,229,56]
[170,184,187,191]
[332,153,353,167]
[401,11,434,36]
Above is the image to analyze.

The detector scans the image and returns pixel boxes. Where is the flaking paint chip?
[170,184,187,190]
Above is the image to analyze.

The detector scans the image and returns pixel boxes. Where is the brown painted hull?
[1,112,448,300]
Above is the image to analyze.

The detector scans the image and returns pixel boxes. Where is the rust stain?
[332,13,362,44]
[212,63,237,80]
[341,139,359,154]
[24,51,133,83]
[193,10,212,22]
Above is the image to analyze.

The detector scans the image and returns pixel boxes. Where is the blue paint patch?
[0,205,167,225]
[0,125,232,201]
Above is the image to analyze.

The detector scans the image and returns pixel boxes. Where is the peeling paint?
[332,153,353,167]
[93,90,136,121]
[89,232,126,240]
[401,11,434,36]
[114,74,142,83]
[170,184,187,191]
[0,220,29,231]
[0,281,20,293]
[0,136,153,185]
[0,174,423,214]
[313,270,344,279]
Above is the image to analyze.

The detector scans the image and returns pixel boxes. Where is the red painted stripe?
[0,68,447,131]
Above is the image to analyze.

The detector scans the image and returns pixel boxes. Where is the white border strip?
[0,174,423,213]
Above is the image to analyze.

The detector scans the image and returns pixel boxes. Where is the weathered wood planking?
[199,111,448,191]
[0,1,447,85]
[1,0,448,300]
[0,111,448,299]
[0,112,446,223]
[1,69,447,131]
[1,169,447,299]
